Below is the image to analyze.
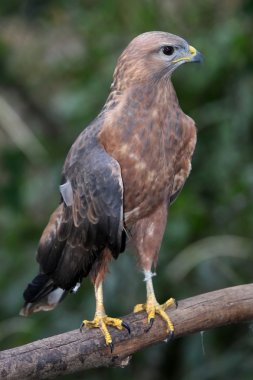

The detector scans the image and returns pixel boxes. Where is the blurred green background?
[0,0,253,379]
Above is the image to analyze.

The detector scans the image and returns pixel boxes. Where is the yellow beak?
[172,45,203,64]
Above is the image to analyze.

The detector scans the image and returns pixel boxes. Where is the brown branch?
[1,284,253,379]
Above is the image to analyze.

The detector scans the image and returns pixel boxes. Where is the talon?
[134,297,175,335]
[109,342,114,353]
[167,329,174,341]
[145,317,154,333]
[174,299,178,309]
[80,322,84,332]
[84,283,126,350]
[164,330,174,343]
[82,315,127,350]
[121,321,131,334]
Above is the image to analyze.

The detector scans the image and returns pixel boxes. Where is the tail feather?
[23,273,53,303]
[20,273,66,316]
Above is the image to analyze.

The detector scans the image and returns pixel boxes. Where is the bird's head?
[113,31,203,89]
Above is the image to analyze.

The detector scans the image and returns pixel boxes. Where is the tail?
[20,273,66,316]
[20,203,83,317]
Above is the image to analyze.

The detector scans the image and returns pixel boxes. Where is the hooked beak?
[172,45,204,64]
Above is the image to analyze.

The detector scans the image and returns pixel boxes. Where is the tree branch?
[1,284,253,379]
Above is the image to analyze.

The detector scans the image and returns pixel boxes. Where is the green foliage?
[0,1,253,379]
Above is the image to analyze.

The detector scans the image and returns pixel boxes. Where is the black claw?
[168,330,174,341]
[80,322,84,332]
[109,342,114,353]
[122,321,131,335]
[164,330,174,343]
[174,299,178,309]
[145,318,154,333]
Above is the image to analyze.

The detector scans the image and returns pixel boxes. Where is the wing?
[62,143,124,257]
[36,134,124,290]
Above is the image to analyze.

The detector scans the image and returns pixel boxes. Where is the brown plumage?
[20,31,203,347]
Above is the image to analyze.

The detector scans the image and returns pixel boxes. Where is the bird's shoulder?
[62,118,102,171]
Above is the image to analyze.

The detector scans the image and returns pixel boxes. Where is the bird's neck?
[103,77,178,116]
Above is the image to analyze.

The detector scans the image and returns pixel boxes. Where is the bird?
[20,31,203,350]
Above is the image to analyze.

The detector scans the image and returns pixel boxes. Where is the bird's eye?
[162,46,174,56]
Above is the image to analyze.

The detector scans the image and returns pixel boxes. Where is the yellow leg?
[134,272,176,335]
[80,282,130,351]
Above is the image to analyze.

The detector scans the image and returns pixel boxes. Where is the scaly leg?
[80,282,130,351]
[134,271,176,337]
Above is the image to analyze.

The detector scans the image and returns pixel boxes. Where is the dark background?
[0,1,253,379]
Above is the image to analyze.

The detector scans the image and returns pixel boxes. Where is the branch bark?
[1,284,253,380]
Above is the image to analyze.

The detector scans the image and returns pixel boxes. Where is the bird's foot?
[134,297,176,336]
[80,315,130,352]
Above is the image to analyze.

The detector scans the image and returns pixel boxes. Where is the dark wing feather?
[36,136,124,290]
[21,126,124,316]
[63,144,124,256]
